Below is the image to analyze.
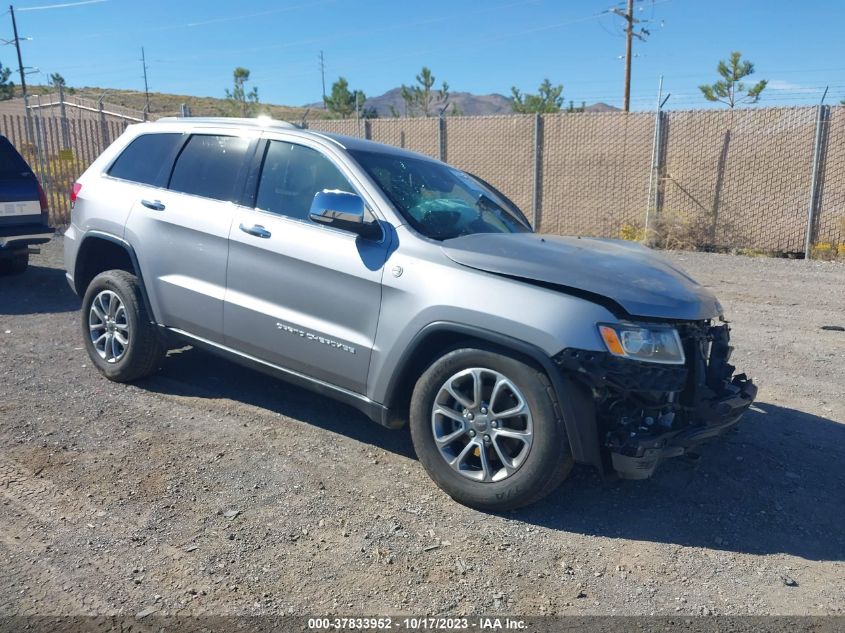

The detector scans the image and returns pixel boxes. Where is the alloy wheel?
[88,289,130,363]
[431,367,534,482]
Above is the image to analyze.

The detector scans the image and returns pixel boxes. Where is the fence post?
[644,77,669,243]
[33,95,47,185]
[531,112,543,230]
[23,93,34,145]
[437,114,446,162]
[804,91,829,260]
[98,99,109,151]
[58,83,70,149]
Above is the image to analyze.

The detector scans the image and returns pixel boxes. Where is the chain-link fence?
[2,104,843,258]
[816,106,845,258]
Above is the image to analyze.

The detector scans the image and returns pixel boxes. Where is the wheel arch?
[381,322,601,469]
[74,231,156,324]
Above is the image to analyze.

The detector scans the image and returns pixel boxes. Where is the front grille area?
[554,347,688,393]
[554,320,739,454]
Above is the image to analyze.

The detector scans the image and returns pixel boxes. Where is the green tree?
[224,67,259,116]
[699,51,767,108]
[511,79,564,113]
[0,61,14,101]
[324,77,367,119]
[49,72,66,89]
[400,67,450,117]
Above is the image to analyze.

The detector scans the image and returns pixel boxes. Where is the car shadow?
[0,265,80,315]
[141,346,844,562]
[520,402,845,562]
[141,345,417,459]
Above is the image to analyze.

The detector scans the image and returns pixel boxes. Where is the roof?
[316,132,438,162]
[149,117,439,163]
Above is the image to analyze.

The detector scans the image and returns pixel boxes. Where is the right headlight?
[597,323,686,365]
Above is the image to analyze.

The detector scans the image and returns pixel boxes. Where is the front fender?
[376,321,602,468]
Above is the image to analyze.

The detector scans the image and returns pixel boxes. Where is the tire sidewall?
[81,271,146,381]
[410,348,572,511]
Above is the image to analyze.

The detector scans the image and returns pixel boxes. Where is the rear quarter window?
[168,134,251,203]
[108,133,183,185]
[0,136,33,179]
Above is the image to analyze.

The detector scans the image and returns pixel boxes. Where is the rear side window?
[256,140,354,221]
[0,136,32,179]
[108,133,182,185]
[168,134,251,202]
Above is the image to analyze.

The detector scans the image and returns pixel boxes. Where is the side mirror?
[309,190,381,239]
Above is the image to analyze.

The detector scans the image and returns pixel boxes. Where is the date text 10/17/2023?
[307,617,527,630]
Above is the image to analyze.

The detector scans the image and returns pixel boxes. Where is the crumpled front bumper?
[609,373,757,479]
[555,321,757,480]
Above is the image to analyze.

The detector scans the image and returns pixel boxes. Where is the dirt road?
[1,238,843,618]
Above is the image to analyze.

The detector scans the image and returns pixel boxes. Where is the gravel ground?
[0,237,843,619]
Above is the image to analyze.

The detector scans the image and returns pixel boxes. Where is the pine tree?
[0,61,14,101]
[224,67,259,116]
[400,67,450,117]
[699,52,767,108]
[324,77,366,119]
[511,79,564,114]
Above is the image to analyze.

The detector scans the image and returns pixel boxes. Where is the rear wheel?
[410,348,573,511]
[81,270,165,382]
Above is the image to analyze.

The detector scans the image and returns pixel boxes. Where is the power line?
[17,0,106,10]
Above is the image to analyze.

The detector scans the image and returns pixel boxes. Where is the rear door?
[0,136,42,228]
[223,137,389,394]
[125,131,256,342]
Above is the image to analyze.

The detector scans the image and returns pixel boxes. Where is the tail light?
[71,182,82,207]
[37,181,49,223]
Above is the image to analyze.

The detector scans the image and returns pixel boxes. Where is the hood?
[441,233,723,321]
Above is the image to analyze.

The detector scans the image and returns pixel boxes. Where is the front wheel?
[409,348,573,511]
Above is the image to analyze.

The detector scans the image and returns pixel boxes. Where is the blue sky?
[2,0,844,110]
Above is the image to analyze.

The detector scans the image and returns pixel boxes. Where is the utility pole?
[622,0,634,112]
[611,0,652,112]
[9,4,32,140]
[319,50,326,105]
[9,5,26,103]
[140,46,150,121]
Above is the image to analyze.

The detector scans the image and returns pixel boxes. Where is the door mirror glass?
[309,190,380,239]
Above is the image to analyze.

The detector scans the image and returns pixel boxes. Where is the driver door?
[223,138,390,394]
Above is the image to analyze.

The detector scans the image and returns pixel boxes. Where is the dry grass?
[17,85,333,122]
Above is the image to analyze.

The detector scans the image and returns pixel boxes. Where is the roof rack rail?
[155,116,298,129]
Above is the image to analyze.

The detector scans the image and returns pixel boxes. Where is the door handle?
[239,223,271,239]
[141,199,165,211]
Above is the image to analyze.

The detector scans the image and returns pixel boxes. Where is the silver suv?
[64,117,756,510]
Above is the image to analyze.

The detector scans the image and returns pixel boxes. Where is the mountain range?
[310,87,620,117]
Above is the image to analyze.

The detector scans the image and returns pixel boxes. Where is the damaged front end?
[555,321,757,479]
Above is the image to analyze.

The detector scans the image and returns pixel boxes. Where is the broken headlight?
[598,323,685,365]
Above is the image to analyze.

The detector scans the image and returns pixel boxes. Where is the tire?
[81,269,166,382]
[0,250,28,276]
[410,347,574,511]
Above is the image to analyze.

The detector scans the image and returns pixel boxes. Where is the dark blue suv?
[0,134,54,274]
